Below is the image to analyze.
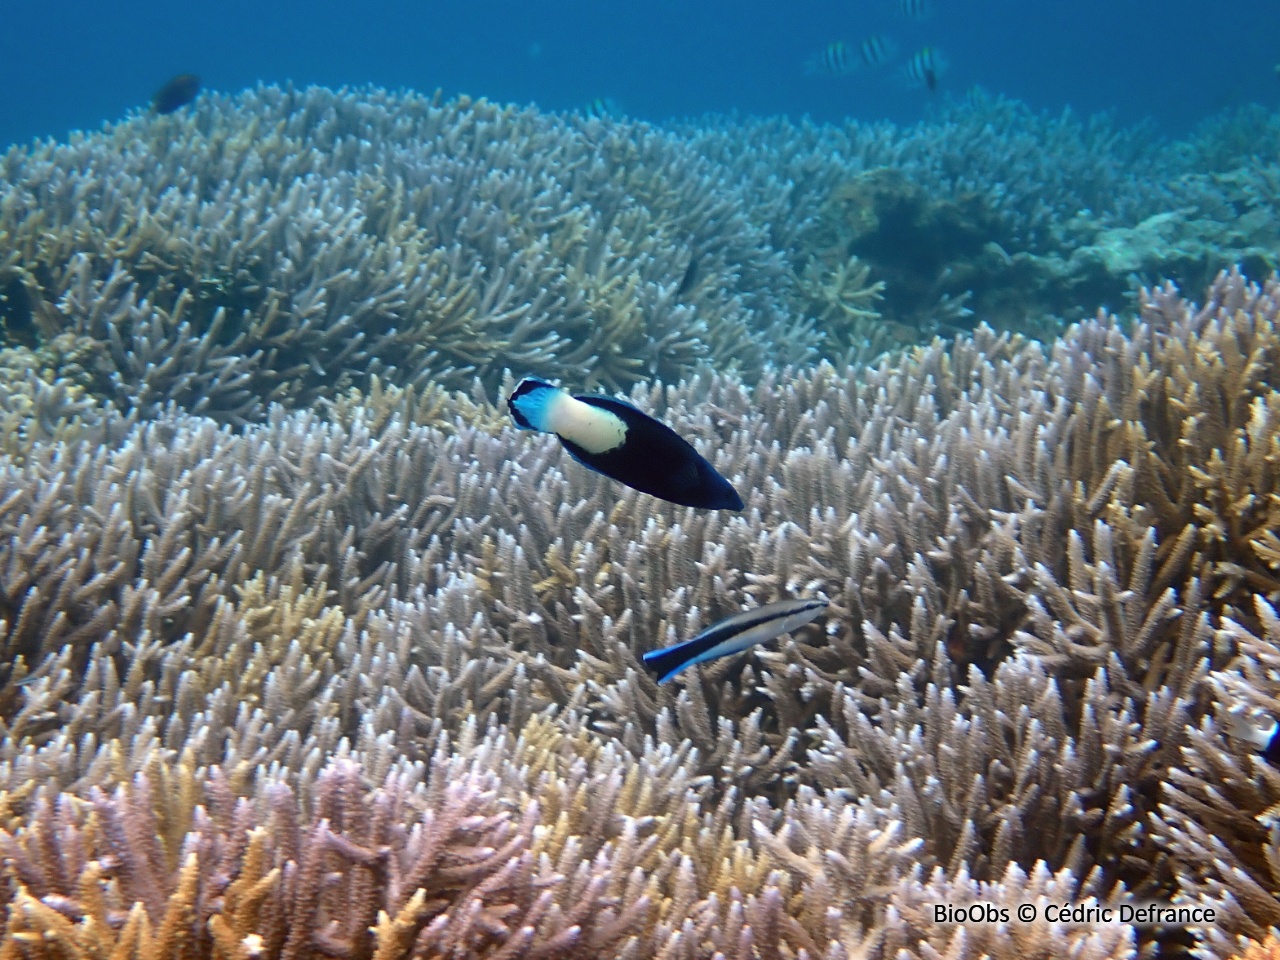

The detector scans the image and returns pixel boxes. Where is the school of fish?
[806,0,948,93]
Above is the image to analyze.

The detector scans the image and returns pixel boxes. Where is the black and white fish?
[904,47,946,91]
[642,598,829,683]
[806,38,897,76]
[507,377,744,510]
[582,97,620,120]
[854,36,898,68]
[806,41,854,75]
[895,0,934,20]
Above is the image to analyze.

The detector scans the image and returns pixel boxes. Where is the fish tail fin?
[641,640,699,684]
[507,377,561,432]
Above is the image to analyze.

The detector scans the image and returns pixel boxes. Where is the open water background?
[1,0,1276,148]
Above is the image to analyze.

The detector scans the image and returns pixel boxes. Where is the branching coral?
[796,254,901,364]
[4,257,1280,957]
[8,84,1280,426]
[1228,935,1280,960]
[0,86,813,422]
[0,717,936,960]
[683,91,1280,347]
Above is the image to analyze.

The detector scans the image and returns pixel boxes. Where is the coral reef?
[5,84,1280,404]
[687,89,1280,345]
[799,167,982,339]
[5,82,1280,957]
[0,87,814,423]
[0,241,1279,954]
[1228,936,1280,960]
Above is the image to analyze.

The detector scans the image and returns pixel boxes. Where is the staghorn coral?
[0,749,637,960]
[1227,936,1280,960]
[0,86,812,422]
[20,83,1280,960]
[1150,595,1280,959]
[7,86,1280,425]
[0,716,929,960]
[801,167,981,341]
[0,722,1133,960]
[7,251,1280,957]
[683,91,1280,346]
[795,254,902,364]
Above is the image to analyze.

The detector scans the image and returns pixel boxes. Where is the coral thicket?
[0,267,1278,955]
[2,85,1280,959]
[4,85,1280,422]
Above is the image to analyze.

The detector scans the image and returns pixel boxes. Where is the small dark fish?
[507,377,743,510]
[904,48,946,91]
[676,254,699,297]
[642,598,829,683]
[152,74,201,114]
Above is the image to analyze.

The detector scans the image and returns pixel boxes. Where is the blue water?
[1,0,1277,148]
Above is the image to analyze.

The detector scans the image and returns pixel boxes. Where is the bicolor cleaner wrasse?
[642,597,829,683]
[507,377,744,510]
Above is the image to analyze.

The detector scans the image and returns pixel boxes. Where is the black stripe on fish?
[642,598,829,683]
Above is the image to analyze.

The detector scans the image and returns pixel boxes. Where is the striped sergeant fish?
[896,0,934,19]
[582,97,620,120]
[807,37,897,75]
[642,598,829,683]
[507,377,744,511]
[904,47,946,91]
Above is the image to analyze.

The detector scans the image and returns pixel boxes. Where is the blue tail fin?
[507,377,560,432]
[641,640,699,684]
